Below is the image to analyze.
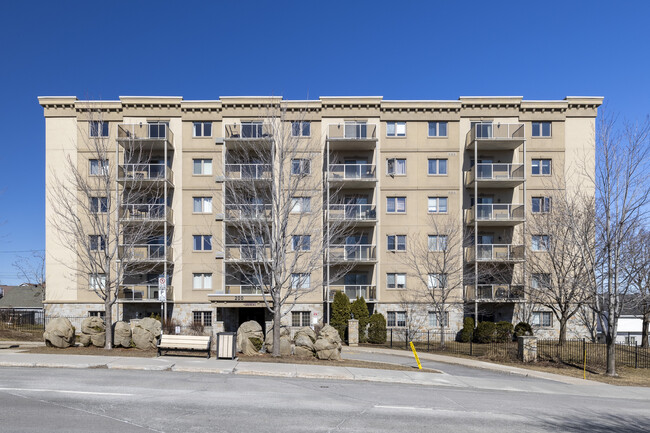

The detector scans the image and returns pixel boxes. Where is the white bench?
[157,335,212,359]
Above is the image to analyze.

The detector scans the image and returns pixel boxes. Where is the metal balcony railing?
[117,123,173,143]
[329,285,377,301]
[328,164,376,181]
[465,284,525,301]
[120,204,172,223]
[470,204,525,223]
[225,204,272,220]
[469,123,525,142]
[224,244,271,262]
[119,244,172,262]
[225,123,273,139]
[329,244,376,262]
[328,204,376,222]
[471,163,525,182]
[328,123,377,140]
[225,164,272,180]
[466,244,525,262]
[119,284,172,301]
[118,164,172,183]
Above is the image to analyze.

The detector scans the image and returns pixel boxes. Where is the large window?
[387,273,406,289]
[531,273,551,289]
[532,197,552,213]
[90,197,108,213]
[292,235,311,251]
[89,235,105,251]
[291,273,310,289]
[428,311,448,328]
[89,121,109,137]
[387,235,406,252]
[193,122,212,137]
[428,159,448,175]
[387,311,406,327]
[291,158,311,175]
[532,122,552,137]
[532,159,552,176]
[532,235,550,251]
[193,273,212,290]
[291,121,311,137]
[89,159,108,176]
[193,197,212,213]
[193,235,212,251]
[387,158,406,176]
[428,197,448,213]
[291,197,311,213]
[193,159,213,175]
[428,235,448,251]
[386,197,406,213]
[193,311,213,326]
[386,121,406,137]
[532,311,552,327]
[428,122,448,137]
[427,273,447,289]
[292,311,311,327]
[89,274,106,290]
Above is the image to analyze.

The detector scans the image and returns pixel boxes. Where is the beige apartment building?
[40,95,602,339]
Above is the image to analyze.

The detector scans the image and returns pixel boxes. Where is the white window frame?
[386,158,406,176]
[193,235,212,251]
[428,235,448,251]
[193,310,212,326]
[532,197,552,214]
[291,158,311,175]
[427,158,448,175]
[192,159,213,176]
[428,311,449,328]
[387,311,407,327]
[193,122,212,137]
[90,197,108,214]
[387,273,406,289]
[192,273,212,290]
[428,121,448,137]
[427,273,447,289]
[291,197,311,213]
[89,273,106,290]
[532,122,552,138]
[386,121,406,137]
[193,196,213,214]
[428,197,448,213]
[292,311,311,327]
[291,273,310,289]
[386,197,406,213]
[292,235,311,251]
[89,235,105,252]
[532,311,553,327]
[531,273,551,289]
[291,121,311,137]
[387,235,406,252]
[531,159,552,176]
[532,235,550,251]
[89,159,108,176]
[89,121,109,137]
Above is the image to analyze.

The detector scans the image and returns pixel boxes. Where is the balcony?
[117,123,174,150]
[328,164,376,187]
[466,163,525,188]
[327,123,377,149]
[328,204,376,225]
[208,285,270,305]
[465,244,525,263]
[466,204,525,226]
[118,284,172,302]
[225,204,272,221]
[119,244,172,263]
[120,204,173,225]
[328,244,376,263]
[465,284,525,302]
[224,123,273,140]
[118,164,173,185]
[328,285,377,302]
[224,244,271,262]
[225,164,272,180]
[466,123,525,150]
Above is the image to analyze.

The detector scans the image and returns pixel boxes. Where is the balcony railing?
[225,204,272,220]
[118,164,172,183]
[469,123,525,142]
[225,164,272,180]
[225,123,273,139]
[117,123,173,143]
[119,284,172,301]
[225,244,271,262]
[328,123,377,140]
[328,204,376,222]
[469,204,525,223]
[470,163,525,182]
[120,204,173,223]
[466,244,525,262]
[329,244,376,262]
[328,164,376,181]
[119,244,172,262]
[329,285,376,301]
[466,284,525,301]
[223,285,267,295]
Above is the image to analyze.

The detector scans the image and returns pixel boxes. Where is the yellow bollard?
[409,341,422,370]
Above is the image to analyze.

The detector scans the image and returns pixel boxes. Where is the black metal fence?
[538,339,650,370]
[0,309,45,331]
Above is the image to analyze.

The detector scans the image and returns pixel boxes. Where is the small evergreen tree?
[514,321,533,338]
[495,321,514,342]
[331,291,351,340]
[474,321,496,343]
[459,317,474,342]
[350,297,370,343]
[368,313,387,344]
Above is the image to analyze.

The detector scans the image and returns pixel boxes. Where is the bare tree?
[221,107,351,357]
[13,251,45,300]
[48,107,169,349]
[623,228,650,347]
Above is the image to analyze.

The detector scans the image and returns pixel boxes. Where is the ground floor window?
[88,311,105,318]
[532,311,552,327]
[193,311,212,326]
[428,311,448,328]
[292,311,310,327]
[387,311,406,327]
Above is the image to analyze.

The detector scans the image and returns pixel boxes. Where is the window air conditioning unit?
[215,137,224,145]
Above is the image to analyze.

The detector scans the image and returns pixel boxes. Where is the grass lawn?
[0,328,44,342]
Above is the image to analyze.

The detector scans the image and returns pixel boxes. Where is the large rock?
[314,324,342,360]
[132,317,162,350]
[114,321,133,348]
[79,317,106,348]
[265,326,291,356]
[237,320,264,356]
[293,327,316,358]
[79,333,91,347]
[43,317,75,348]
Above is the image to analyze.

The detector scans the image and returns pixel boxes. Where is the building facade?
[40,96,602,339]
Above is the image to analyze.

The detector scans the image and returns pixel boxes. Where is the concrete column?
[518,336,537,362]
[348,319,359,347]
[214,321,225,334]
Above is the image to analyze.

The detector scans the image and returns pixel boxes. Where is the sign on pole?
[158,276,167,302]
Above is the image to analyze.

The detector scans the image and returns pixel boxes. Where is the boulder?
[132,317,162,350]
[79,317,106,348]
[265,326,291,356]
[114,321,133,348]
[79,333,91,347]
[294,345,315,358]
[314,324,342,360]
[236,320,264,356]
[294,327,317,343]
[44,317,75,348]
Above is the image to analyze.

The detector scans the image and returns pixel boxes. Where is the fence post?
[390,328,393,348]
[405,329,408,350]
[470,340,473,356]
[427,330,430,352]
[636,344,638,369]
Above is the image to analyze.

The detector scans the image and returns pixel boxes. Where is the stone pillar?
[518,336,537,362]
[348,319,359,347]
[214,321,225,334]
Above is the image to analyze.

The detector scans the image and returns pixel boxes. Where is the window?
[532,311,552,327]
[428,197,448,213]
[291,197,311,213]
[428,122,448,137]
[428,311,448,328]
[89,274,106,290]
[193,122,212,137]
[88,311,105,318]
[193,159,213,175]
[387,235,406,252]
[532,197,552,213]
[387,311,406,327]
[428,159,448,175]
[531,273,551,289]
[193,311,212,326]
[386,197,406,213]
[90,197,108,213]
[89,159,108,176]
[89,121,109,137]
[428,235,448,251]
[387,273,406,289]
[291,158,311,175]
[192,273,212,290]
[292,235,311,251]
[292,311,311,327]
[532,235,550,251]
[291,273,310,289]
[532,159,552,176]
[89,235,105,251]
[428,273,447,289]
[387,158,406,176]
[193,235,212,251]
[291,121,311,137]
[193,197,213,213]
[386,121,406,137]
[532,122,552,137]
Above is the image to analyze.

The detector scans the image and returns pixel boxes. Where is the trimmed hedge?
[514,321,533,338]
[350,297,370,343]
[474,321,496,343]
[460,317,474,343]
[495,321,514,342]
[368,313,387,344]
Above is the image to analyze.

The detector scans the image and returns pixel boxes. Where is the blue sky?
[0,0,648,283]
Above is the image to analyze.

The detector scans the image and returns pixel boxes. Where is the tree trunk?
[104,296,113,350]
[439,323,445,348]
[272,305,281,357]
[642,313,649,348]
[558,317,567,346]
[606,334,617,376]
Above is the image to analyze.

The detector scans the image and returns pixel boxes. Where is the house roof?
[0,285,44,309]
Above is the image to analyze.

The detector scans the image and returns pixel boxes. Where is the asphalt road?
[1,367,649,432]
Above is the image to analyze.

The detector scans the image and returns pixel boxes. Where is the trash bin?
[216,332,237,359]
